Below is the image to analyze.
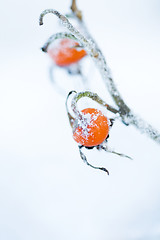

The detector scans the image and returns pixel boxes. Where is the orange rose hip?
[73,108,109,147]
[48,39,86,67]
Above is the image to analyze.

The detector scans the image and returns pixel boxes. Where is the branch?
[41,32,78,52]
[65,90,76,128]
[70,0,82,20]
[39,9,160,144]
[128,113,160,143]
[71,91,119,118]
[70,91,160,143]
[39,9,130,115]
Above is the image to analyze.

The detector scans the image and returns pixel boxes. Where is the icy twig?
[39,9,99,58]
[70,91,160,144]
[65,91,76,128]
[39,9,160,144]
[98,144,132,160]
[41,32,78,52]
[71,91,119,120]
[128,113,160,143]
[39,9,130,114]
[66,91,119,132]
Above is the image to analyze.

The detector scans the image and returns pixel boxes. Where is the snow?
[0,0,160,240]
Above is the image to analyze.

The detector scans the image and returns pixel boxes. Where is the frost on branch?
[41,32,78,53]
[39,7,160,144]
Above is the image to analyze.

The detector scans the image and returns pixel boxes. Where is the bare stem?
[65,91,76,128]
[39,9,61,26]
[39,9,99,58]
[71,0,82,20]
[39,9,160,144]
[41,32,78,52]
[128,113,160,143]
[71,91,119,120]
[39,9,130,114]
[79,145,109,174]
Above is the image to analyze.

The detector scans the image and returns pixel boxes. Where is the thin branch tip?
[41,47,46,52]
[100,168,109,175]
[39,19,43,26]
[39,9,62,27]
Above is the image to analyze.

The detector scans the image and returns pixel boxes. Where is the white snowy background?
[0,0,160,239]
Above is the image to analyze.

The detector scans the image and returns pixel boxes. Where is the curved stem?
[39,9,61,26]
[39,9,99,58]
[71,91,119,120]
[39,9,130,114]
[79,145,109,174]
[41,32,78,52]
[65,91,76,128]
[39,9,160,144]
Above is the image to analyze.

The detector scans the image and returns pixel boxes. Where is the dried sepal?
[97,144,132,160]
[79,145,109,174]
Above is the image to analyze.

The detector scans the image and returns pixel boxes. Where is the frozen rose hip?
[48,39,86,66]
[73,108,109,147]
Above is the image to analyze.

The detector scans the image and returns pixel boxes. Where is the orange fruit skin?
[48,39,86,67]
[73,108,109,147]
